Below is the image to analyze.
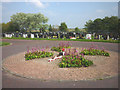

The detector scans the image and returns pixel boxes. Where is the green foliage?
[59,55,93,68]
[118,19,120,39]
[25,51,53,60]
[10,12,48,32]
[2,21,19,33]
[39,24,48,33]
[59,22,68,32]
[51,46,71,52]
[80,48,110,56]
[85,16,119,35]
[48,24,53,32]
[51,47,62,52]
[52,25,59,32]
[51,42,71,52]
[75,27,79,32]
[0,42,10,46]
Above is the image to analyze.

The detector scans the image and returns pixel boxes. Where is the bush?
[59,55,93,68]
[80,48,110,56]
[51,47,62,52]
[51,41,71,52]
[25,51,53,60]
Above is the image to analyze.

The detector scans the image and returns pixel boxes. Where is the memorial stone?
[107,35,109,40]
[31,34,34,38]
[86,34,91,39]
[99,35,101,40]
[23,34,27,38]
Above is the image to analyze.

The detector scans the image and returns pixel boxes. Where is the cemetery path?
[2,39,119,88]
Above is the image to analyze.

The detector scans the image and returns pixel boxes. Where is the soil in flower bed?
[2,48,118,81]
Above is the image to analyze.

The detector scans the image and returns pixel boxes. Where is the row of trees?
[48,23,82,32]
[2,12,119,36]
[49,22,68,32]
[85,16,119,36]
[2,12,83,33]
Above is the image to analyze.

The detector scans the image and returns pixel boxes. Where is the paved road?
[2,39,119,88]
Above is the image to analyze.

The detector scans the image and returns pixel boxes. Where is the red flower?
[62,48,65,52]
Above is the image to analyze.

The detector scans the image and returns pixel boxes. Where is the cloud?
[2,0,46,8]
[25,0,45,8]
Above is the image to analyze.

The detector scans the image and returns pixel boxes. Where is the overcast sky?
[2,1,118,28]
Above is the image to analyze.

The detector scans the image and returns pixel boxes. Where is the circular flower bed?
[3,42,116,81]
[25,42,110,68]
[2,49,118,81]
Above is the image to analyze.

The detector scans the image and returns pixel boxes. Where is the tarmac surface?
[2,39,119,88]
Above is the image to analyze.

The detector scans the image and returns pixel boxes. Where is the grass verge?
[2,37,120,43]
[0,42,10,46]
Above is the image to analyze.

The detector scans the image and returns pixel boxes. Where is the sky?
[1,0,118,28]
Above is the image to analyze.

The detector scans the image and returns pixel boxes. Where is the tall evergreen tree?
[59,22,67,32]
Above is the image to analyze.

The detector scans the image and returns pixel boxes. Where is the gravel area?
[2,48,118,81]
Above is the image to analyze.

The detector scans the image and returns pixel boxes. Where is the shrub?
[59,55,93,68]
[59,48,93,68]
[51,47,62,52]
[25,46,53,60]
[25,51,53,60]
[51,41,71,52]
[80,45,110,56]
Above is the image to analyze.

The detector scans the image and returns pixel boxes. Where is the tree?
[85,20,94,33]
[39,24,48,33]
[2,21,19,33]
[10,12,48,32]
[118,19,120,39]
[107,16,118,35]
[102,17,110,34]
[93,18,103,34]
[2,23,7,33]
[84,16,119,36]
[52,25,59,32]
[59,22,67,32]
[48,24,53,32]
[75,27,79,32]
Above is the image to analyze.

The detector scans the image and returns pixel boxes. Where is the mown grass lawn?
[2,37,120,43]
[0,42,10,46]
